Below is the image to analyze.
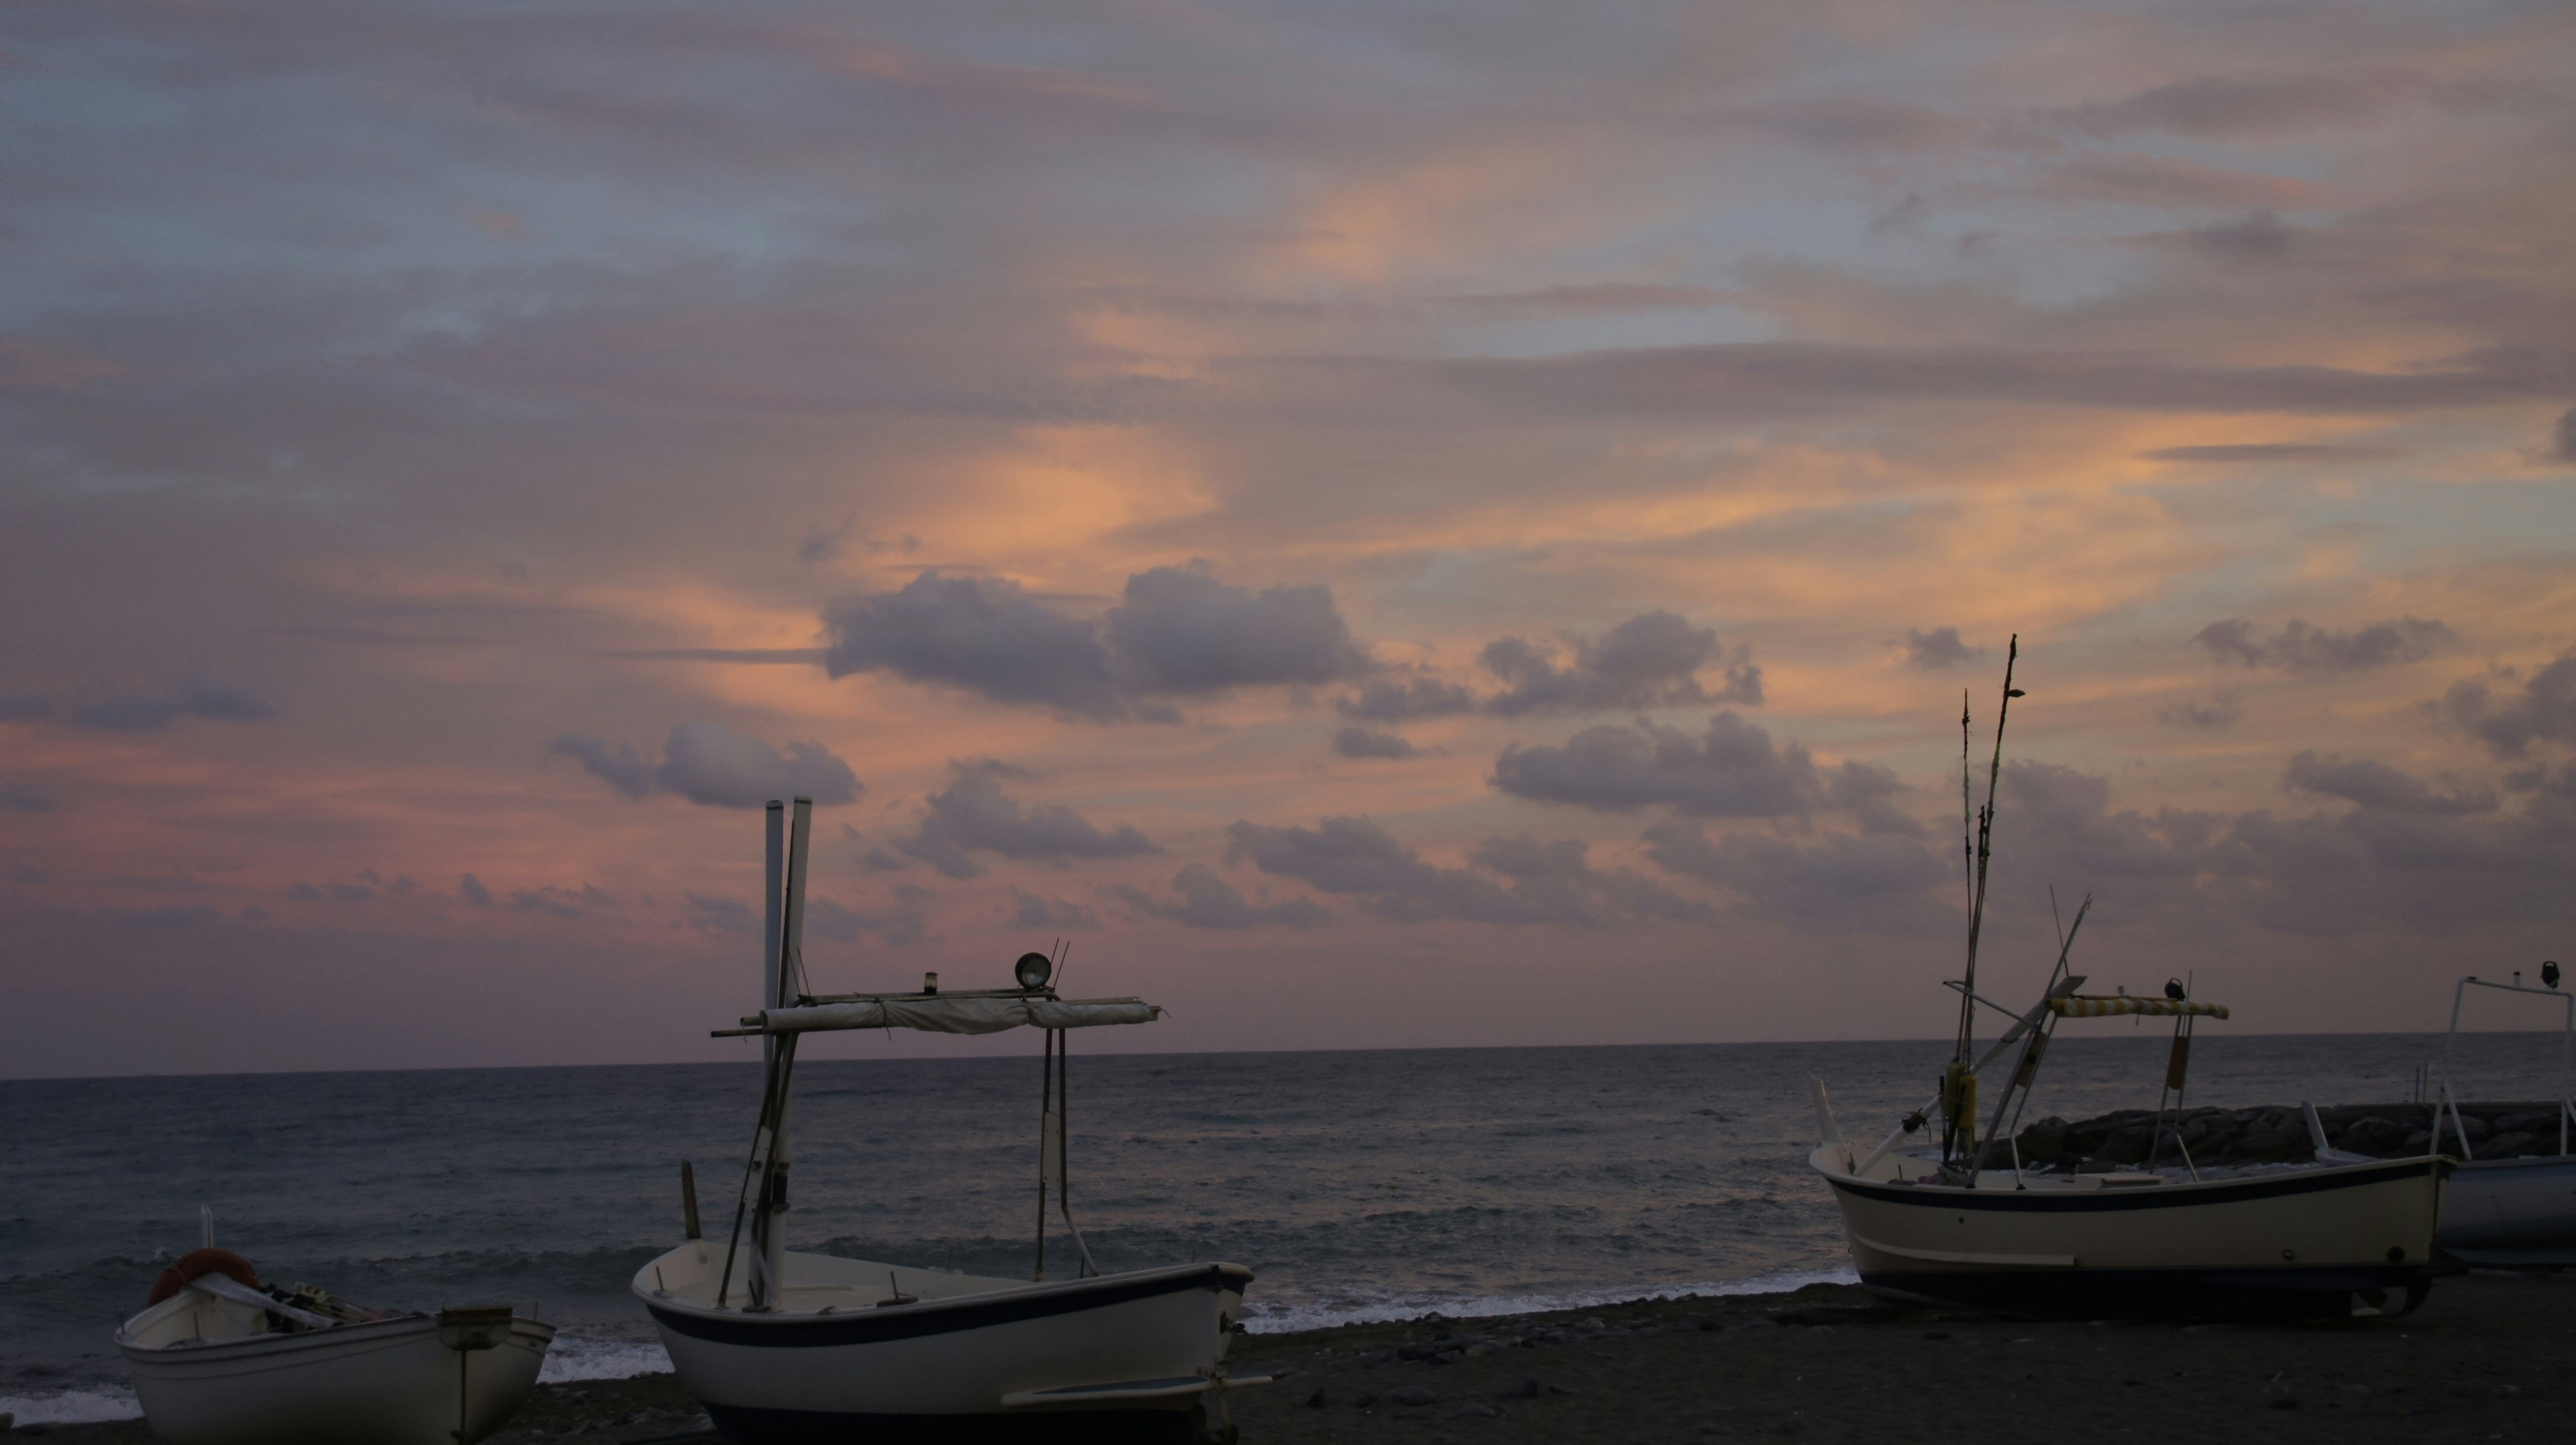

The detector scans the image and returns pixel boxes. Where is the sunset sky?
[5,0,2574,1077]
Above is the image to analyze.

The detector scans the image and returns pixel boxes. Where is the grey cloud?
[1996,758,2576,937]
[1223,816,1706,927]
[1115,864,1331,929]
[1106,567,1370,694]
[2193,617,2458,673]
[66,676,278,733]
[1484,611,1748,716]
[508,884,616,918]
[1824,759,1921,836]
[2142,443,2396,463]
[1428,339,2565,422]
[685,892,756,936]
[895,763,1157,879]
[2161,693,2244,729]
[109,905,223,929]
[2051,72,2427,140]
[824,567,1367,721]
[458,873,492,906]
[2168,210,2294,258]
[2283,751,2494,816]
[1491,713,1818,818]
[1336,673,1478,722]
[1726,98,1975,154]
[1901,626,1979,670]
[1643,821,1951,932]
[1012,889,1099,929]
[2441,648,2576,758]
[2550,408,2576,465]
[2036,153,2324,212]
[825,573,1125,719]
[806,894,928,947]
[657,722,860,808]
[1438,283,1727,315]
[1,781,59,813]
[547,735,656,799]
[550,722,860,808]
[286,880,375,903]
[1333,726,1415,760]
[0,697,57,722]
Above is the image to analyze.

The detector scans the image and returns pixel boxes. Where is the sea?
[5,1030,2569,1425]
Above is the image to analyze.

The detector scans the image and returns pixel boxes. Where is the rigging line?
[1959,691,1973,915]
[716,1033,799,1310]
[1974,895,2087,1168]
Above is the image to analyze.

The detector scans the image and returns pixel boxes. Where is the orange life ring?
[148,1249,261,1306]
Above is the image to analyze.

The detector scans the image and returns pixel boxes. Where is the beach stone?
[1304,1386,1330,1408]
[2487,1131,2540,1156]
[1503,1379,1542,1399]
[1350,1392,1378,1409]
[2266,1397,2298,1411]
[1449,1402,1499,1419]
[1390,1385,1437,1407]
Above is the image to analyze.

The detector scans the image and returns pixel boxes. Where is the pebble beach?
[13,1270,2568,1443]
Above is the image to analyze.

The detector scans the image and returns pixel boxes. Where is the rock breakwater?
[2003,1099,2571,1170]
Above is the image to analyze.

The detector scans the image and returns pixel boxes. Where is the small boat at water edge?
[116,1215,553,1445]
[637,797,1267,1444]
[1808,638,2445,1319]
[2310,969,2576,1267]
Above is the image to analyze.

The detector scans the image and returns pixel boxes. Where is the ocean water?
[5,1029,2569,1424]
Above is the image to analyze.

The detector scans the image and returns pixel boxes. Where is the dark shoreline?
[15,1271,2572,1443]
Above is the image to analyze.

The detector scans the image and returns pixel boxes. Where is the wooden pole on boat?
[1034,1028,1054,1281]
[756,798,814,1306]
[1947,636,2020,1168]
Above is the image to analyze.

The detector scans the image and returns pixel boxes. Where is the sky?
[4,0,2574,1078]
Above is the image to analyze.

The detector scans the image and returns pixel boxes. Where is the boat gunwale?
[116,1312,554,1371]
[639,1258,1248,1349]
[1813,1153,2445,1213]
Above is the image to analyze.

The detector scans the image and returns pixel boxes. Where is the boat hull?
[118,1313,554,1445]
[2419,1153,2576,1265]
[638,1245,1252,1444]
[1813,1146,2445,1318]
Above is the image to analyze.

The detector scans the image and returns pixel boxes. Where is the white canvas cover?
[750,997,1162,1035]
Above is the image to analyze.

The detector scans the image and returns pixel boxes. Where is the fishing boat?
[116,1212,553,1445]
[2308,970,2576,1266]
[635,798,1268,1444]
[1806,638,2445,1319]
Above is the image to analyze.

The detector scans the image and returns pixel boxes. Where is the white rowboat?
[118,1268,551,1445]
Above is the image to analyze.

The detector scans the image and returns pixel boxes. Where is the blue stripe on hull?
[703,1402,1203,1445]
[1859,1263,2432,1319]
[648,1263,1244,1348]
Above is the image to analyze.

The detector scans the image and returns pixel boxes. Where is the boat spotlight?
[1015,952,1052,991]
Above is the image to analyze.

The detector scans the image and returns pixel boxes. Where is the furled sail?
[2049,996,2229,1020]
[741,996,1162,1035]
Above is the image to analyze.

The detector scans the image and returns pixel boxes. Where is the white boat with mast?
[2307,968,2576,1267]
[1807,638,2448,1319]
[114,1209,553,1445]
[634,797,1269,1444]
